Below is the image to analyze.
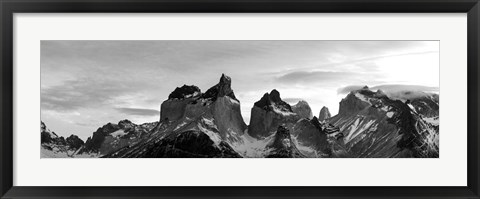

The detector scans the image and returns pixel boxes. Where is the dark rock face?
[212,96,248,142]
[160,98,198,122]
[118,119,134,129]
[329,88,439,158]
[168,85,201,100]
[40,121,66,145]
[410,94,439,118]
[80,123,119,154]
[79,120,158,155]
[160,74,243,124]
[106,74,246,158]
[338,93,371,116]
[66,135,85,150]
[41,121,56,143]
[106,131,241,158]
[318,106,332,121]
[41,131,55,144]
[291,100,313,119]
[41,121,85,158]
[266,126,305,158]
[253,89,292,112]
[248,90,299,138]
[292,117,330,155]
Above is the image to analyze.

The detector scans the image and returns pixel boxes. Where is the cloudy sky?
[41,41,439,140]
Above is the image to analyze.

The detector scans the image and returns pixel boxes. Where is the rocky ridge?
[41,75,439,158]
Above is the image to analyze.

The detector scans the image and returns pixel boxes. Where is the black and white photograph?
[40,40,439,158]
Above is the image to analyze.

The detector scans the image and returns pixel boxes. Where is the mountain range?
[41,74,439,158]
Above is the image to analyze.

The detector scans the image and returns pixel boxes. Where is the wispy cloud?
[275,71,359,85]
[283,98,306,104]
[337,84,439,95]
[41,78,147,112]
[115,108,160,116]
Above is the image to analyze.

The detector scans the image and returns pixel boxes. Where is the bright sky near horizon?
[41,40,439,140]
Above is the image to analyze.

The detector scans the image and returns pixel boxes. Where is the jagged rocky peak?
[309,116,322,129]
[79,120,158,155]
[118,119,134,129]
[41,121,54,135]
[376,89,387,96]
[253,89,292,112]
[168,85,201,100]
[318,106,331,121]
[292,100,313,119]
[66,135,84,150]
[41,121,46,131]
[329,86,440,158]
[218,73,234,97]
[40,121,88,158]
[41,121,61,144]
[105,130,242,158]
[160,73,246,142]
[100,122,120,134]
[202,73,237,101]
[248,89,299,138]
[336,86,394,116]
[266,125,305,158]
[410,93,439,118]
[337,88,376,115]
[269,89,282,103]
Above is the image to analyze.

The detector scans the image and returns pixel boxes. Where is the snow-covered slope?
[41,121,89,158]
[264,126,305,158]
[77,119,158,156]
[328,87,439,158]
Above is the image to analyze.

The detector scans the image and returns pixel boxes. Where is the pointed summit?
[248,89,298,138]
[202,73,237,101]
[319,106,331,121]
[269,89,282,103]
[266,126,305,158]
[219,73,230,84]
[217,73,234,98]
[253,89,292,112]
[291,117,331,156]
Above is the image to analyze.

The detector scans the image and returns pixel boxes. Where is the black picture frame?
[1,0,479,198]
